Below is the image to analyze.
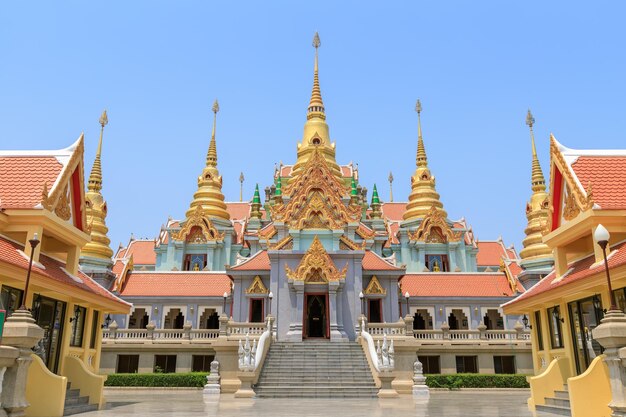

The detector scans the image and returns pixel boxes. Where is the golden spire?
[292,32,342,183]
[185,99,230,221]
[520,109,552,263]
[403,100,446,221]
[82,109,114,263]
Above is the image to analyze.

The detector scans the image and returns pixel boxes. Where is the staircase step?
[63,403,99,416]
[545,397,570,408]
[535,404,571,416]
[64,395,89,406]
[553,390,569,399]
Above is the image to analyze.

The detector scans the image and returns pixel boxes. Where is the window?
[418,356,440,374]
[425,254,449,272]
[70,305,87,347]
[249,299,264,323]
[494,356,516,374]
[192,355,215,372]
[455,356,478,373]
[547,306,564,349]
[183,254,207,271]
[534,310,544,351]
[614,288,626,312]
[0,286,23,316]
[368,299,382,323]
[154,355,177,373]
[90,310,100,349]
[116,355,139,373]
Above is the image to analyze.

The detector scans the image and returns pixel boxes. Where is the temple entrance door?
[304,294,328,339]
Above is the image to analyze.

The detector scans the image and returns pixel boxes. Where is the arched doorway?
[304,294,328,339]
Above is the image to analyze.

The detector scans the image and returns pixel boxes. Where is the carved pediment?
[171,205,225,242]
[246,275,269,294]
[408,205,462,243]
[364,276,386,295]
[285,236,347,283]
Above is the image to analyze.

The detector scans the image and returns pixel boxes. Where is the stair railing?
[361,318,380,372]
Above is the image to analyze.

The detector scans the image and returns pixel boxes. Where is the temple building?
[84,34,537,384]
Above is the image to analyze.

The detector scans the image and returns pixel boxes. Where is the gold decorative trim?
[339,235,359,250]
[562,185,580,221]
[258,225,277,241]
[356,224,375,240]
[408,205,461,243]
[285,235,347,283]
[246,275,269,294]
[364,276,386,295]
[171,205,225,242]
[54,185,72,221]
[271,235,293,250]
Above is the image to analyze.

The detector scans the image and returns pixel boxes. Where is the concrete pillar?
[328,283,343,342]
[286,282,304,342]
[593,310,626,416]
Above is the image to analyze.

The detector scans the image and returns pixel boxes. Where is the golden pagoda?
[291,32,342,182]
[82,110,114,263]
[403,100,446,221]
[185,100,230,221]
[519,109,552,262]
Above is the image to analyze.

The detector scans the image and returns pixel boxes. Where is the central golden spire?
[403,100,446,221]
[82,110,114,263]
[291,32,342,183]
[520,109,551,262]
[185,100,230,221]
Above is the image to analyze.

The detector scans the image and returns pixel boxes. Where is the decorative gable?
[246,275,269,294]
[285,235,347,283]
[171,205,225,243]
[408,205,461,243]
[364,276,386,295]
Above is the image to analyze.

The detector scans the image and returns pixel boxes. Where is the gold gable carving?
[171,205,225,242]
[339,235,359,250]
[562,185,580,221]
[364,276,386,295]
[54,185,72,221]
[271,235,293,250]
[272,149,360,230]
[258,225,277,241]
[408,205,462,243]
[246,275,269,294]
[285,235,348,283]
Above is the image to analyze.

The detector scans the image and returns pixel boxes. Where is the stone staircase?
[535,384,571,416]
[63,382,98,416]
[255,340,378,398]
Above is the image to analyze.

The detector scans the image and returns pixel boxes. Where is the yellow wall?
[26,355,66,417]
[568,355,611,417]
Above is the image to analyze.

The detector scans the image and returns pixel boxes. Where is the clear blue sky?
[1,2,625,252]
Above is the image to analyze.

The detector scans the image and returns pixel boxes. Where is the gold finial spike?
[239,172,245,202]
[415,99,427,167]
[526,109,546,192]
[307,32,325,119]
[207,99,219,167]
[88,109,108,192]
[99,109,108,128]
[388,171,394,202]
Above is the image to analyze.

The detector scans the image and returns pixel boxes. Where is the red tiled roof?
[125,240,156,265]
[112,259,125,276]
[508,261,523,277]
[226,202,251,220]
[505,240,626,308]
[0,156,63,209]
[381,202,407,221]
[506,248,518,259]
[121,272,231,297]
[362,251,403,271]
[0,235,129,309]
[476,241,507,266]
[229,250,271,271]
[571,156,626,209]
[385,221,401,247]
[401,273,516,297]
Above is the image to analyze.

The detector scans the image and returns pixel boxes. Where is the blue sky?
[1,2,625,252]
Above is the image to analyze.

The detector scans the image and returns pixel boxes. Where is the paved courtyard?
[80,389,535,417]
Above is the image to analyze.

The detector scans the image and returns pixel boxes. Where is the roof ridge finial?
[307,32,325,120]
[207,99,220,167]
[526,109,546,192]
[415,99,427,167]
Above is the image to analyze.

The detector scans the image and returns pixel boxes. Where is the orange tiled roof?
[124,240,156,265]
[571,156,626,209]
[229,250,271,271]
[505,240,626,308]
[476,241,507,266]
[381,202,407,221]
[0,156,63,209]
[362,251,403,271]
[401,273,517,297]
[0,235,129,308]
[226,202,251,220]
[121,272,231,297]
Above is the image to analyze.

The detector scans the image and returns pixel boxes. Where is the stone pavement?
[77,389,535,417]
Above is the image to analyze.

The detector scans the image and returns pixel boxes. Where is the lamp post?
[20,233,40,311]
[359,291,364,316]
[594,224,618,311]
[268,291,273,316]
[404,291,410,317]
[223,292,228,316]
